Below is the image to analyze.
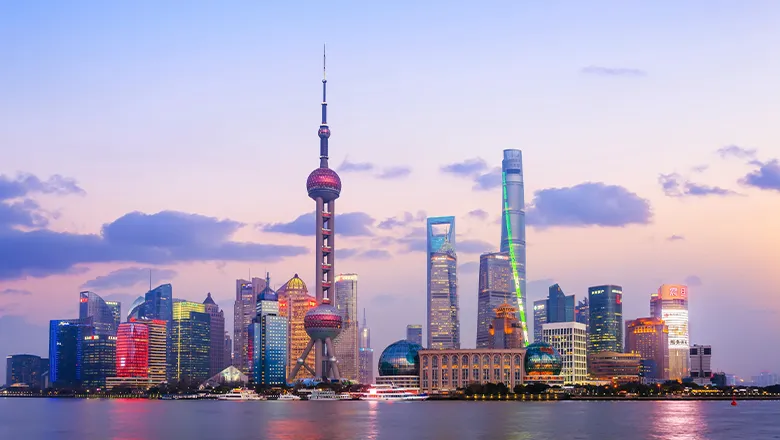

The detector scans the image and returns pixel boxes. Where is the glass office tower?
[252,276,288,386]
[651,284,690,380]
[79,291,119,336]
[172,302,211,383]
[499,149,527,335]
[426,216,459,349]
[476,252,515,348]
[588,285,624,353]
[334,274,359,381]
[546,284,575,323]
[405,324,423,346]
[144,284,173,379]
[359,310,374,384]
[81,334,117,387]
[49,318,93,388]
[533,299,547,343]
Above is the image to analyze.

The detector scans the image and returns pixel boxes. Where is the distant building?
[575,297,589,336]
[49,318,93,388]
[202,293,226,377]
[81,334,117,388]
[234,277,265,374]
[689,345,712,386]
[651,284,690,380]
[128,319,168,384]
[546,284,574,323]
[488,303,524,349]
[419,348,526,393]
[751,372,780,387]
[625,317,669,381]
[588,352,641,383]
[476,252,515,348]
[172,301,210,383]
[542,322,588,385]
[115,322,149,379]
[427,216,460,349]
[79,291,119,336]
[144,284,173,380]
[223,332,232,369]
[588,285,623,354]
[406,325,423,347]
[532,299,547,343]
[499,149,527,335]
[251,274,287,386]
[105,301,121,331]
[359,310,374,385]
[5,354,45,389]
[334,274,359,381]
[276,274,316,381]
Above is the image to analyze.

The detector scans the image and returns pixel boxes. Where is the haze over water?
[1,399,778,440]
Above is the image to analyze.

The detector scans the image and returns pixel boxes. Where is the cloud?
[0,288,32,295]
[0,210,308,280]
[473,168,503,191]
[739,159,780,192]
[658,173,737,197]
[377,211,426,230]
[467,209,489,221]
[685,275,703,287]
[338,158,374,173]
[690,165,709,173]
[0,173,86,229]
[377,166,412,180]
[666,235,685,242]
[581,66,647,77]
[440,158,488,177]
[717,145,756,160]
[459,262,480,274]
[81,267,178,290]
[458,239,494,254]
[395,227,427,253]
[525,182,652,228]
[260,211,375,236]
[337,248,391,260]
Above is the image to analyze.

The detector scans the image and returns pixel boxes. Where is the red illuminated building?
[116,322,149,378]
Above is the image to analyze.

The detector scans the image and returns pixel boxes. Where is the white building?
[689,344,712,385]
[542,322,588,385]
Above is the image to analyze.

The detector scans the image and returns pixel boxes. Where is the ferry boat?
[359,384,429,401]
[299,389,355,401]
[277,393,302,401]
[217,388,265,401]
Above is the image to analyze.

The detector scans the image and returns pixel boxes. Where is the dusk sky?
[2,1,779,381]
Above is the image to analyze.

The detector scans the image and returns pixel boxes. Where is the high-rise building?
[251,274,288,386]
[105,301,121,331]
[588,285,623,354]
[406,325,423,347]
[115,322,149,378]
[651,284,690,381]
[499,149,528,344]
[488,303,524,349]
[127,296,146,321]
[223,332,232,369]
[533,299,547,343]
[546,284,574,323]
[426,216,460,349]
[144,284,173,380]
[575,297,589,333]
[172,301,210,383]
[202,293,226,377]
[277,274,316,381]
[359,310,374,384]
[689,344,712,385]
[81,334,117,388]
[542,322,588,385]
[334,274,359,381]
[5,354,45,389]
[234,277,266,374]
[133,319,167,384]
[476,252,516,348]
[49,318,93,388]
[79,291,119,336]
[625,317,669,381]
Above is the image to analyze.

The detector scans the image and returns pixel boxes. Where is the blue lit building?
[252,275,288,385]
[499,149,527,341]
[588,285,624,353]
[49,318,93,388]
[426,216,459,349]
[476,252,515,348]
[144,284,173,379]
[546,284,575,323]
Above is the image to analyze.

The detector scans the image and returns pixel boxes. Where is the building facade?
[588,352,641,382]
[625,317,669,381]
[406,325,423,347]
[223,332,232,370]
[588,285,623,354]
[49,318,92,388]
[276,274,316,381]
[476,252,515,348]
[234,277,265,373]
[359,310,374,384]
[488,304,524,349]
[115,322,149,378]
[202,293,226,377]
[690,344,712,385]
[172,301,211,383]
[79,291,119,336]
[81,334,117,387]
[144,284,173,380]
[575,297,589,334]
[251,276,288,386]
[546,284,574,323]
[541,322,588,384]
[533,299,547,343]
[333,274,359,381]
[499,149,527,342]
[418,348,526,393]
[5,354,45,389]
[651,284,690,380]
[427,216,460,349]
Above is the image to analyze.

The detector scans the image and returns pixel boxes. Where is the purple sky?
[2,1,780,381]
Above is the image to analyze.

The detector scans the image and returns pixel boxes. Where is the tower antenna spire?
[323,43,326,81]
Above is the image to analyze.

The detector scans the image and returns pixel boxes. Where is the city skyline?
[2,1,780,381]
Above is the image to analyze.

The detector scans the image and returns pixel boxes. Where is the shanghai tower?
[500,149,529,345]
[288,47,343,382]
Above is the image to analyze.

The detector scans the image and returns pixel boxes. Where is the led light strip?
[502,171,529,345]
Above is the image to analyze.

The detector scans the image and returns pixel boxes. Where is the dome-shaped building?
[524,342,563,376]
[304,303,342,341]
[378,340,423,377]
[276,274,316,382]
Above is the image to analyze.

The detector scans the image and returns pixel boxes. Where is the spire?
[265,271,271,288]
[318,44,331,168]
[363,308,366,327]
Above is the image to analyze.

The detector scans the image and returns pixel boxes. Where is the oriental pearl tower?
[287,47,343,382]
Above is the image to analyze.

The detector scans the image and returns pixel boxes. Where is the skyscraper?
[172,301,211,383]
[546,284,575,323]
[476,252,516,348]
[79,291,119,336]
[115,322,149,379]
[487,303,524,349]
[5,354,45,389]
[358,309,374,385]
[542,322,588,384]
[144,284,173,380]
[133,319,168,384]
[234,277,266,373]
[49,318,92,388]
[81,334,117,388]
[105,301,121,331]
[278,274,316,381]
[533,299,547,343]
[334,274,359,381]
[651,284,690,380]
[289,50,345,382]
[203,293,226,377]
[499,149,528,344]
[575,297,589,331]
[406,324,423,346]
[689,345,712,385]
[252,274,288,386]
[223,332,232,370]
[588,285,623,354]
[426,216,459,349]
[625,317,669,381]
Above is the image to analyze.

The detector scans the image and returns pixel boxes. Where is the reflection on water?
[0,399,778,440]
